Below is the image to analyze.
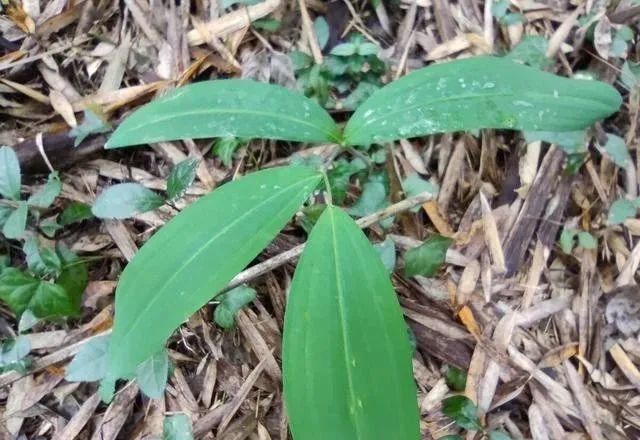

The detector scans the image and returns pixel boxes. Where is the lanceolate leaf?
[343,56,621,146]
[106,80,341,148]
[0,146,21,200]
[106,166,322,384]
[283,205,420,440]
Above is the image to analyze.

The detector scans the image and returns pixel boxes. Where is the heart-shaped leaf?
[344,56,621,146]
[283,205,420,439]
[105,166,322,385]
[106,80,341,148]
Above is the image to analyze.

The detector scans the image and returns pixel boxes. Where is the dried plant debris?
[0,0,639,439]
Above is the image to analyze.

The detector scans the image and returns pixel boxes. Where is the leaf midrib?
[345,90,615,143]
[111,174,321,367]
[119,108,342,143]
[328,207,364,439]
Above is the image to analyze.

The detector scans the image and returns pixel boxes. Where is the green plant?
[0,147,89,321]
[440,395,511,439]
[77,56,620,438]
[291,32,387,109]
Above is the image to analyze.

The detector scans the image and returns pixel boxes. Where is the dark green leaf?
[344,57,621,146]
[104,166,322,388]
[283,205,420,439]
[40,217,62,238]
[106,80,341,148]
[442,395,482,431]
[213,137,241,168]
[214,285,256,329]
[27,172,61,208]
[252,18,281,32]
[342,81,380,110]
[56,246,88,314]
[298,203,327,234]
[65,334,111,382]
[70,108,112,147]
[404,235,452,278]
[136,349,169,398]
[163,414,194,440]
[92,183,165,219]
[2,202,27,239]
[166,158,199,201]
[0,146,21,200]
[327,159,366,205]
[60,202,93,226]
[445,367,467,391]
[23,235,62,277]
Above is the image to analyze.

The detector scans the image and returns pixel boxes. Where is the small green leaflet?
[70,108,112,146]
[0,336,30,373]
[106,80,341,148]
[603,134,631,168]
[23,235,62,277]
[27,172,62,208]
[445,366,467,391]
[2,202,27,239]
[348,176,388,218]
[59,202,93,225]
[621,61,640,90]
[560,228,597,254]
[608,198,640,224]
[442,395,482,431]
[0,146,21,200]
[65,334,111,382]
[506,36,551,70]
[213,137,242,168]
[344,56,621,146]
[314,16,329,50]
[166,158,199,201]
[136,349,169,399]
[55,246,89,313]
[18,309,39,333]
[92,183,165,219]
[402,174,438,212]
[373,237,396,273]
[104,166,322,389]
[404,235,452,278]
[163,414,194,440]
[214,285,256,329]
[283,205,420,440]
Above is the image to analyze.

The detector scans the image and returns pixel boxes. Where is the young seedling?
[82,56,620,438]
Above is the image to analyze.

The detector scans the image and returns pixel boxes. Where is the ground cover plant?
[88,55,620,438]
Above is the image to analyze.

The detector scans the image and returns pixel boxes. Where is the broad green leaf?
[27,172,61,208]
[343,56,621,146]
[92,183,165,219]
[2,202,27,239]
[373,237,396,273]
[0,268,78,318]
[283,205,420,440]
[603,134,631,168]
[608,198,638,224]
[136,349,169,398]
[106,166,322,384]
[65,334,111,382]
[70,108,112,147]
[445,367,467,391]
[0,146,21,200]
[163,414,194,440]
[59,202,93,225]
[214,285,257,329]
[404,235,453,278]
[442,395,482,431]
[106,80,341,148]
[166,158,199,201]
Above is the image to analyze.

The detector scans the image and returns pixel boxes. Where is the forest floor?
[1,0,640,439]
